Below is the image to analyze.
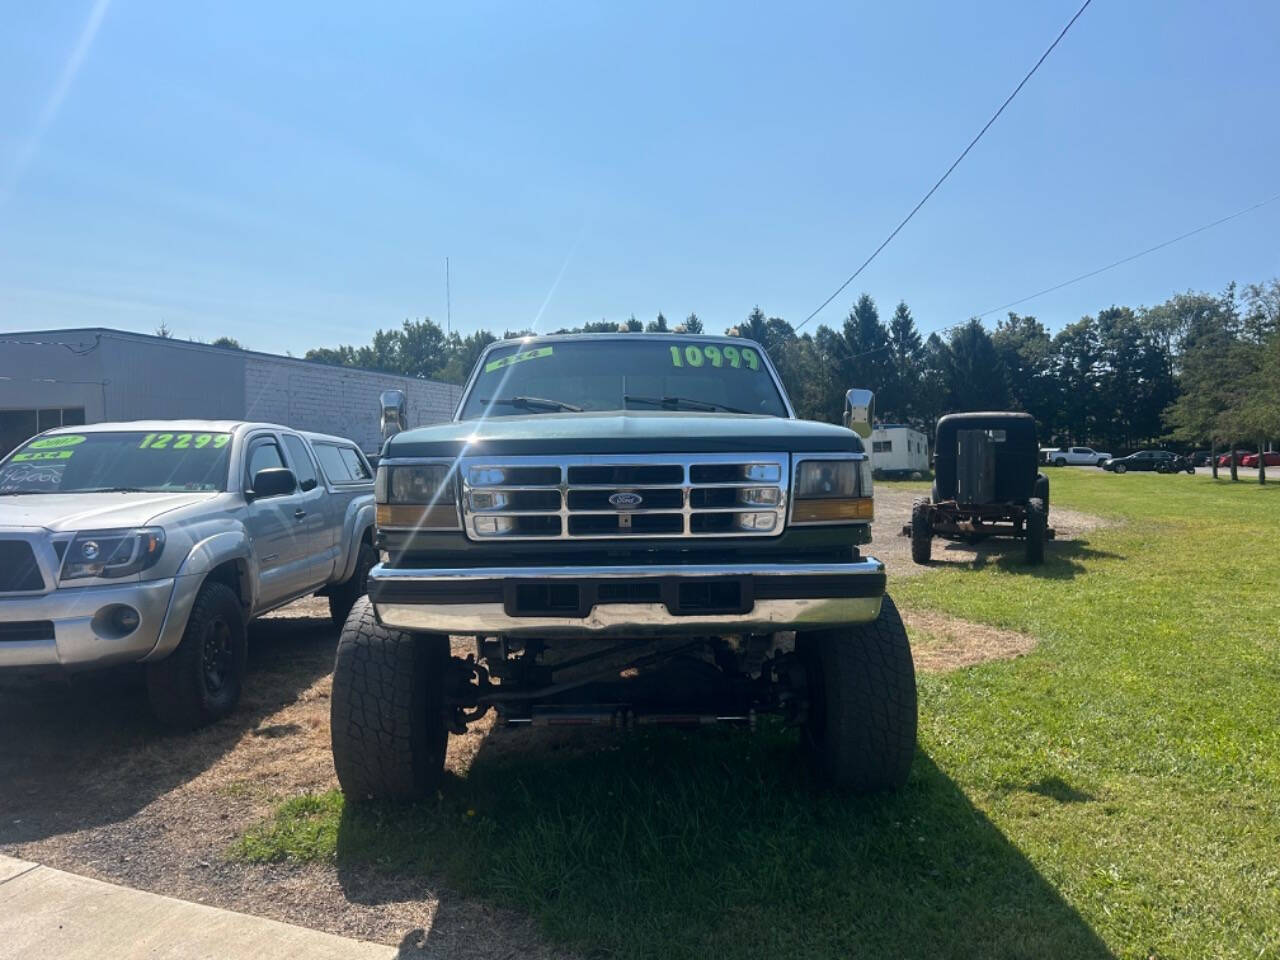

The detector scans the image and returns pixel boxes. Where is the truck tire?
[796,595,917,792]
[1025,497,1046,565]
[1034,473,1050,519]
[330,597,449,801]
[146,580,247,728]
[910,498,932,564]
[328,540,377,627]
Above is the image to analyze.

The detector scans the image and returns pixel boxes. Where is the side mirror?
[380,389,407,441]
[843,389,874,438]
[249,467,297,499]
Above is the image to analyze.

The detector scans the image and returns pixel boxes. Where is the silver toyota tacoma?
[0,420,375,727]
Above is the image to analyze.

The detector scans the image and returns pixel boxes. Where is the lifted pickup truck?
[331,334,917,799]
[0,421,375,726]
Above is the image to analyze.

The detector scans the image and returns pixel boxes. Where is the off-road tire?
[146,580,247,728]
[1034,473,1051,519]
[328,540,377,626]
[1025,497,1047,565]
[797,595,917,791]
[910,497,932,564]
[331,597,449,801]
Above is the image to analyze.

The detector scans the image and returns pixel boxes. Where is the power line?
[797,0,1094,331]
[972,191,1280,319]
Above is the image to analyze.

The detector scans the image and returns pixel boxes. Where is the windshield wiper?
[76,486,150,493]
[496,395,583,412]
[623,395,749,414]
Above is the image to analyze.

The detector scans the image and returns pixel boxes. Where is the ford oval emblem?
[608,491,643,509]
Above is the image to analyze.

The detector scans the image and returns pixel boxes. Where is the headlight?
[376,463,460,530]
[61,528,165,581]
[791,459,873,524]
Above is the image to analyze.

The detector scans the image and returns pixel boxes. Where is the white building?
[869,424,930,478]
[0,328,461,457]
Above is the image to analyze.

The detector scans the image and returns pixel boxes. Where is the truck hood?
[0,492,219,532]
[385,411,863,458]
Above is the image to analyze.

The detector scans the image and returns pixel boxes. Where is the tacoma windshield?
[0,431,232,494]
[459,339,789,420]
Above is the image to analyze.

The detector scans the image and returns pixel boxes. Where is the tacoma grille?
[461,454,789,540]
[0,540,45,593]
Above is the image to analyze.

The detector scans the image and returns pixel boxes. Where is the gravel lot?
[0,484,1108,954]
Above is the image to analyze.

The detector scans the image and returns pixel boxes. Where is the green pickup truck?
[330,333,916,799]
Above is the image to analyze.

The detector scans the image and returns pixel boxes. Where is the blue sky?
[1,1,1277,355]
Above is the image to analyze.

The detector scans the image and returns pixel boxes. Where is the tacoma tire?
[330,597,450,801]
[797,595,917,791]
[146,580,246,728]
[910,497,932,564]
[328,540,377,626]
[1025,497,1047,565]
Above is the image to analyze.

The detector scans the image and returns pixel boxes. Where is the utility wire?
[972,191,1280,319]
[797,0,1093,331]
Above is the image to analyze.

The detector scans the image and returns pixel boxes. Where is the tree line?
[301,278,1279,464]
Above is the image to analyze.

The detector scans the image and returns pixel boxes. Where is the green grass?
[233,471,1280,959]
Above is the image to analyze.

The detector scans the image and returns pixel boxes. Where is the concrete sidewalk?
[0,854,396,959]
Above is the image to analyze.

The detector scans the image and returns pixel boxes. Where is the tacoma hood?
[385,411,863,458]
[0,492,218,532]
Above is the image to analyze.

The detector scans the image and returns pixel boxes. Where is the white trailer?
[869,424,930,478]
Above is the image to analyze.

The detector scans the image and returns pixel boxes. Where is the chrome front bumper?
[0,579,176,669]
[370,559,885,638]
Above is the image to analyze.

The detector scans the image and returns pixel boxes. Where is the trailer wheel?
[1025,498,1046,565]
[797,595,917,792]
[910,498,932,564]
[331,598,450,802]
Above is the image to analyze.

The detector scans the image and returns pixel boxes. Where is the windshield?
[458,339,789,420]
[0,431,231,495]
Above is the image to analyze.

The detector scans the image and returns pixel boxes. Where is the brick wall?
[243,357,460,453]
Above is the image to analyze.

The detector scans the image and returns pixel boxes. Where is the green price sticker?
[28,434,86,450]
[138,433,228,450]
[669,344,760,371]
[484,346,554,373]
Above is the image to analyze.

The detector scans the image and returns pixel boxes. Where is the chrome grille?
[460,454,789,540]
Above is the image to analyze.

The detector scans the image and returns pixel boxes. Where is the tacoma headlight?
[61,528,165,581]
[375,463,460,530]
[791,458,873,524]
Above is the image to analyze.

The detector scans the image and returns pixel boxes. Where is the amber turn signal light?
[790,497,873,524]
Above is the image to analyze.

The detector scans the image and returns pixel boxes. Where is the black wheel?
[797,595,917,792]
[1034,472,1050,519]
[1054,457,1066,467]
[910,497,932,564]
[329,540,377,626]
[330,597,450,801]
[1113,463,1127,474]
[1025,497,1046,565]
[146,580,247,728]
[1186,466,1195,474]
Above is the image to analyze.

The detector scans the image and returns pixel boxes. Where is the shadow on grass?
[0,605,337,845]
[930,536,1122,579]
[332,726,1113,960]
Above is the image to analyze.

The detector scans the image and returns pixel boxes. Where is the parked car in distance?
[1240,452,1280,468]
[1104,450,1188,473]
[1040,445,1112,467]
[1216,450,1256,467]
[1190,450,1214,467]
[0,420,376,727]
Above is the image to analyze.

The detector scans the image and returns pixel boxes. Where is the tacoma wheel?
[1025,497,1047,565]
[797,595,917,791]
[328,540,377,627]
[330,597,450,801]
[146,580,246,728]
[910,498,932,564]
